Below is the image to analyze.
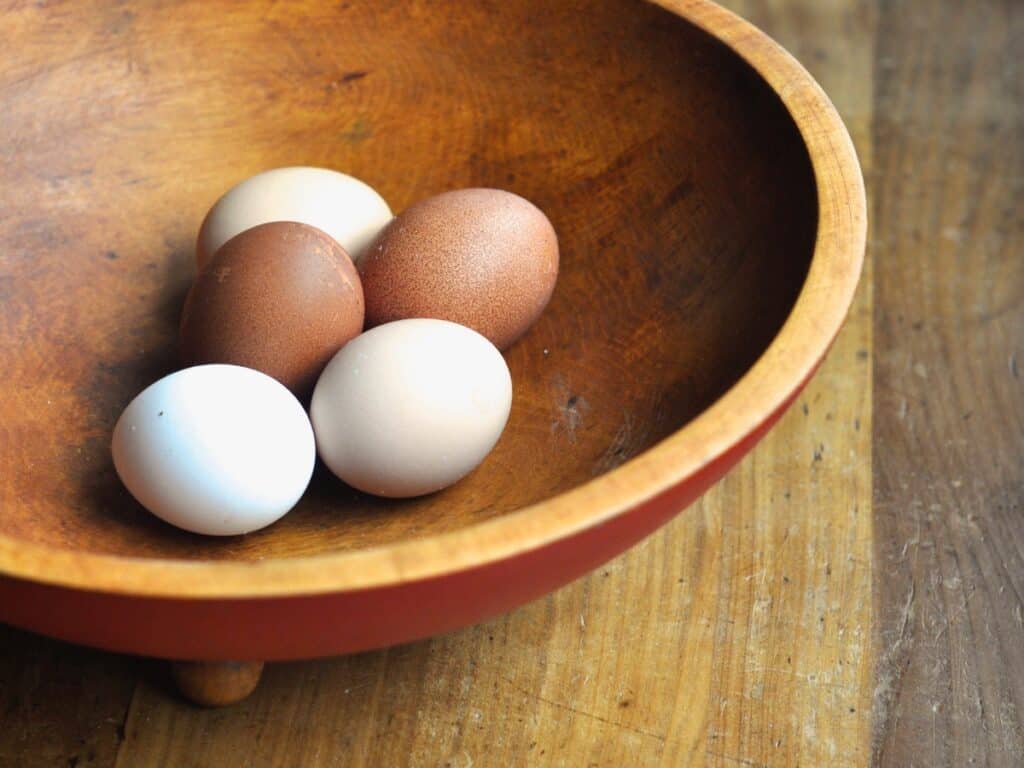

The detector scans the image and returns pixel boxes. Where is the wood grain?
[8,0,1015,757]
[6,3,871,766]
[0,626,136,768]
[871,0,1024,765]
[678,3,875,765]
[0,0,881,766]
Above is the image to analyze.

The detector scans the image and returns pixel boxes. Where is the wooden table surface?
[1,0,1020,766]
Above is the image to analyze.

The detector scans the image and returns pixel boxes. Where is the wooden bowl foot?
[171,660,264,706]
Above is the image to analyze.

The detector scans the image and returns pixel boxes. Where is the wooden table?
[1,1,1020,765]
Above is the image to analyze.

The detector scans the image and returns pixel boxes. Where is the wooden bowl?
[0,0,864,682]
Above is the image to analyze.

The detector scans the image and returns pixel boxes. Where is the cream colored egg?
[196,167,392,267]
[310,319,512,498]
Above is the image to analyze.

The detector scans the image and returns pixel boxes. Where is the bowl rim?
[0,0,866,598]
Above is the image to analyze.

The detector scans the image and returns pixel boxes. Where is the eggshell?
[359,188,559,349]
[111,365,315,536]
[310,319,512,498]
[180,221,364,399]
[196,167,392,267]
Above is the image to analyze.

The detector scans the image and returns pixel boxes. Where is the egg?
[310,319,512,498]
[358,188,559,350]
[196,167,392,268]
[180,221,364,399]
[111,365,315,536]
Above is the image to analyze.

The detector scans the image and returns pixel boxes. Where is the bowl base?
[171,660,264,707]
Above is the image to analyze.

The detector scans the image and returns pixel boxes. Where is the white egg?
[196,167,392,267]
[111,365,315,536]
[310,319,513,498]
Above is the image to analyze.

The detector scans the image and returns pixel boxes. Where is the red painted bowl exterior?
[0,388,798,661]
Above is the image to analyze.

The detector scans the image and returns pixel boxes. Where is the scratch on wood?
[593,410,640,474]
[499,675,665,742]
[549,376,590,444]
[872,581,916,761]
[554,394,587,443]
[705,749,768,767]
[750,666,857,693]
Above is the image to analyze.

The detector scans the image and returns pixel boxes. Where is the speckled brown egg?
[358,188,559,350]
[180,221,364,399]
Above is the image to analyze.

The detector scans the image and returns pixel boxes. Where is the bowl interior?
[0,0,815,562]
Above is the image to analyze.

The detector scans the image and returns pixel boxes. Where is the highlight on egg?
[310,318,513,498]
[196,166,392,267]
[111,365,316,536]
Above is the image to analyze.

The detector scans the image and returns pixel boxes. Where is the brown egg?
[180,221,364,398]
[358,188,559,350]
